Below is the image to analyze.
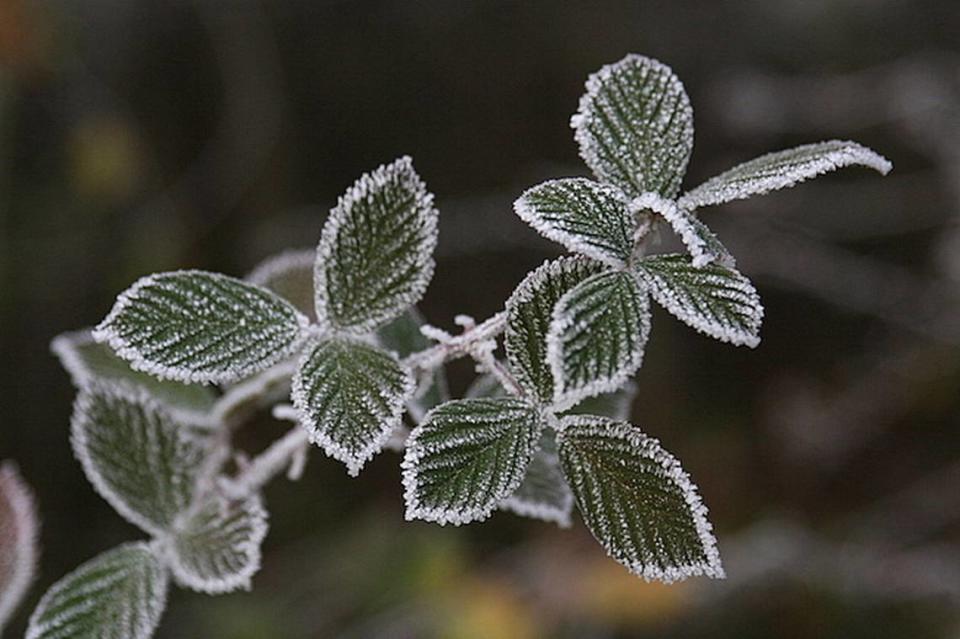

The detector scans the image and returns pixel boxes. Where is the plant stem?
[402,311,507,371]
[223,424,309,498]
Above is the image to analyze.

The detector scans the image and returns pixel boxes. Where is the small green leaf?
[634,254,763,347]
[0,462,39,631]
[52,329,218,424]
[292,338,414,475]
[678,140,892,210]
[315,156,439,334]
[499,430,573,528]
[246,249,317,320]
[167,493,268,594]
[94,270,309,385]
[547,270,650,409]
[514,178,636,266]
[26,543,169,639]
[71,384,209,535]
[571,54,694,199]
[557,415,723,582]
[402,398,543,525]
[505,256,606,404]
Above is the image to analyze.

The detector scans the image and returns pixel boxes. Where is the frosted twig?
[222,421,310,499]
[402,311,507,372]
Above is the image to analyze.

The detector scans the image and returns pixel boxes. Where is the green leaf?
[26,542,169,639]
[571,54,694,199]
[499,430,573,528]
[505,256,606,404]
[634,254,763,347]
[168,493,268,594]
[52,329,218,424]
[678,140,892,210]
[377,307,450,414]
[71,384,209,535]
[547,270,650,409]
[292,337,414,475]
[514,178,637,266]
[0,462,38,631]
[557,415,723,582]
[402,398,543,525]
[94,270,309,385]
[316,156,439,334]
[246,249,317,321]
[564,380,637,421]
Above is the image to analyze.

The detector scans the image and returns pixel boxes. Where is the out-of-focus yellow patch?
[69,115,143,202]
[444,577,539,639]
[577,558,691,626]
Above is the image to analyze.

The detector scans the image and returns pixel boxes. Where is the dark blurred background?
[2,1,959,637]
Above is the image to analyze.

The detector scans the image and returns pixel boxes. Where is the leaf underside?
[499,430,574,528]
[246,249,317,321]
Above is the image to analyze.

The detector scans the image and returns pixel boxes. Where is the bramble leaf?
[26,543,168,639]
[292,337,414,476]
[678,140,892,210]
[557,415,723,582]
[402,398,543,525]
[94,271,309,385]
[0,462,39,631]
[315,156,439,334]
[167,493,268,594]
[634,254,763,347]
[514,178,636,266]
[499,430,573,528]
[547,270,650,409]
[246,249,317,321]
[505,257,606,404]
[571,54,694,199]
[71,385,209,535]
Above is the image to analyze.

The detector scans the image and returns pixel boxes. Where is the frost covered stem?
[223,425,309,498]
[403,311,507,371]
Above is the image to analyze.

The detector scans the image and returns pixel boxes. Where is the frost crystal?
[499,430,574,528]
[571,54,694,199]
[678,140,893,211]
[0,462,39,631]
[634,253,763,347]
[167,492,268,594]
[631,192,735,268]
[246,248,318,321]
[292,337,414,476]
[315,156,439,335]
[402,398,543,526]
[547,270,651,410]
[93,270,310,385]
[557,415,724,583]
[26,542,169,639]
[514,178,636,266]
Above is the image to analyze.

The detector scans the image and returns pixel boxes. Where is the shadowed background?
[1,0,959,636]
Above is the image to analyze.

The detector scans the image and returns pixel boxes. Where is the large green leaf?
[402,398,543,525]
[505,256,606,405]
[168,493,268,594]
[678,140,892,210]
[292,337,414,475]
[0,462,38,631]
[26,543,169,639]
[557,415,723,582]
[52,329,218,424]
[246,248,317,320]
[71,384,208,535]
[514,178,637,266]
[571,54,694,199]
[547,270,650,409]
[94,271,309,384]
[499,430,573,528]
[315,156,439,334]
[634,254,763,347]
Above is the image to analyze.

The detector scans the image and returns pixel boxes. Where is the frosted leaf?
[547,270,650,410]
[678,140,893,210]
[632,192,734,268]
[26,542,168,639]
[315,156,439,334]
[571,54,694,199]
[557,415,723,582]
[246,248,317,320]
[94,271,310,385]
[402,398,543,526]
[564,380,637,421]
[505,256,606,405]
[514,178,636,266]
[71,384,209,535]
[166,493,268,594]
[499,430,573,528]
[51,329,218,425]
[292,337,414,476]
[377,307,450,414]
[635,254,763,347]
[0,462,39,631]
